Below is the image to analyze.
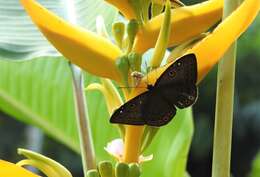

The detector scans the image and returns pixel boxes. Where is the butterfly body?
[110,54,198,127]
[147,84,154,91]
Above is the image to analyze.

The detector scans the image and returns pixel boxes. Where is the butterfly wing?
[155,54,197,87]
[110,54,197,126]
[155,54,198,109]
[142,90,177,127]
[110,92,148,125]
[159,84,197,109]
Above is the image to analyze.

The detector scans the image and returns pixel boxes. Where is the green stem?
[70,64,96,175]
[211,0,240,177]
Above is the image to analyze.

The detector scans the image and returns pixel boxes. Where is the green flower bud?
[87,169,100,177]
[141,0,151,22]
[150,0,171,69]
[127,19,139,53]
[129,0,143,22]
[128,52,142,72]
[115,162,129,177]
[129,163,141,177]
[112,22,125,48]
[98,161,113,177]
[115,55,130,88]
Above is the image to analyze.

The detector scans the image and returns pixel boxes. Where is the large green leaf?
[142,108,193,177]
[0,57,120,161]
[0,0,119,161]
[0,0,117,60]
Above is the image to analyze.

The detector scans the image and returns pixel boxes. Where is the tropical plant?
[0,0,259,177]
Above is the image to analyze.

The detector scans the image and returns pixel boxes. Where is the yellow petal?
[100,79,123,112]
[21,0,122,82]
[86,80,125,136]
[0,160,39,177]
[167,33,208,63]
[105,0,136,19]
[191,0,260,82]
[123,0,260,163]
[86,79,123,115]
[17,148,72,177]
[133,0,223,53]
[17,159,60,177]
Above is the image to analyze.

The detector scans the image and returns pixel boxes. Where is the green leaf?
[249,151,260,177]
[142,108,193,177]
[0,57,79,151]
[0,0,119,161]
[0,0,117,60]
[0,57,119,160]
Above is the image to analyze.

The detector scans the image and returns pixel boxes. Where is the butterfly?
[110,53,198,127]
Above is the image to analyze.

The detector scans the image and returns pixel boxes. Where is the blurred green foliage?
[249,151,260,177]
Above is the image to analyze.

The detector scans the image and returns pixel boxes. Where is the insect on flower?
[110,54,198,126]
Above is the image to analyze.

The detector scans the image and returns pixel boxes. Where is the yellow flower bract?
[105,0,136,19]
[0,160,39,177]
[21,0,122,82]
[124,0,260,163]
[133,0,224,53]
[20,0,260,164]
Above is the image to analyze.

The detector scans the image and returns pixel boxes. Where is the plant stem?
[70,64,96,175]
[123,125,144,162]
[211,0,240,177]
[122,91,144,163]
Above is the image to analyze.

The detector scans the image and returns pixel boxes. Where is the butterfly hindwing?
[110,92,148,125]
[159,83,197,109]
[142,90,177,126]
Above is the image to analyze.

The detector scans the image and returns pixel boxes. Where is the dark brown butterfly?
[110,53,198,127]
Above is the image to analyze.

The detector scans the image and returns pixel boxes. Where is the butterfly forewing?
[155,54,198,109]
[110,92,148,125]
[155,54,197,87]
[142,90,177,126]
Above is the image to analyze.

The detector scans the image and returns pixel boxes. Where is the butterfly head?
[147,84,154,91]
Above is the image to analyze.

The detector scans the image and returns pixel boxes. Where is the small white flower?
[104,138,153,163]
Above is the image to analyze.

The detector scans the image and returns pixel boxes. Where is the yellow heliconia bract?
[20,0,122,82]
[124,0,260,163]
[20,0,260,164]
[0,160,39,177]
[133,0,223,53]
[132,0,260,94]
[192,0,260,82]
[105,0,136,19]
